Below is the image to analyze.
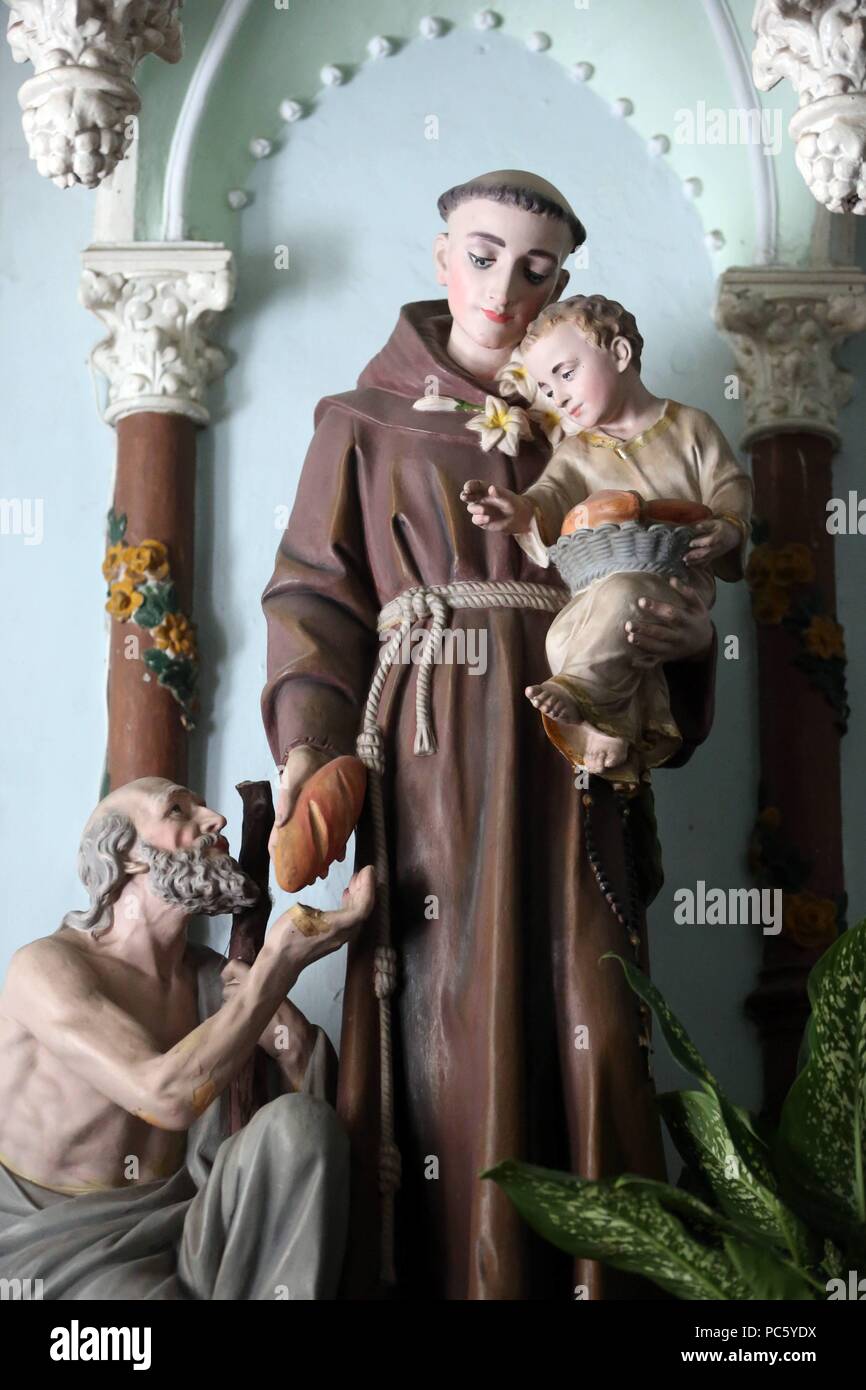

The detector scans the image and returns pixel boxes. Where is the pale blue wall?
[2,11,865,1154]
[0,60,113,965]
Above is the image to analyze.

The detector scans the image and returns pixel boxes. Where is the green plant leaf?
[603,953,810,1262]
[721,1236,817,1300]
[775,918,866,1249]
[659,1091,813,1266]
[485,1161,752,1300]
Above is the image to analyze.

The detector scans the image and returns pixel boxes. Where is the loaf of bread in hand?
[273,755,367,892]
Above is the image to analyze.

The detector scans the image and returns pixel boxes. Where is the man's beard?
[136,834,259,915]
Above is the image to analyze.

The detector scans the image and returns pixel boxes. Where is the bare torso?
[0,929,200,1194]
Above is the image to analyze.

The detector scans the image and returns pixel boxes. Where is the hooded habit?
[262,300,716,1300]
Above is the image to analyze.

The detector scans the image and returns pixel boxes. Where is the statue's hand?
[268,744,335,857]
[625,576,713,667]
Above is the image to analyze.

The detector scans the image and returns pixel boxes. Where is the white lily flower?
[412,394,462,412]
[529,401,582,447]
[497,356,537,402]
[465,396,533,456]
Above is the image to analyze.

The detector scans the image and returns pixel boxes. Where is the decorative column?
[752,0,866,214]
[5,0,182,188]
[80,241,235,788]
[715,264,866,1118]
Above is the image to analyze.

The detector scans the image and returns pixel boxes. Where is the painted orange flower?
[152,612,197,659]
[745,544,774,590]
[123,539,169,582]
[771,543,815,588]
[804,615,845,660]
[783,891,838,950]
[101,543,124,582]
[758,806,781,830]
[106,578,143,620]
[752,585,790,625]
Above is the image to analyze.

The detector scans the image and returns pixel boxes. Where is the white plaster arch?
[138,0,786,269]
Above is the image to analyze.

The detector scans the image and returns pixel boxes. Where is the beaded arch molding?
[162,2,777,260]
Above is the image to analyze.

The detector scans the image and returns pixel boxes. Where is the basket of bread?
[547,490,713,596]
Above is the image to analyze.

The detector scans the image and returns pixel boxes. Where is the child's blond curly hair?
[522,294,644,372]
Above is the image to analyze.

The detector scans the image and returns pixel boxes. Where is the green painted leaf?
[142,647,171,677]
[134,581,177,630]
[775,919,866,1246]
[659,1090,813,1265]
[107,507,127,544]
[485,1161,751,1300]
[721,1236,817,1300]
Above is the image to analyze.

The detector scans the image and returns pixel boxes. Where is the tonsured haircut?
[438,176,586,255]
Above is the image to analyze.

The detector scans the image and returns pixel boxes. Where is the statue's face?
[128,781,230,856]
[434,197,570,353]
[523,321,630,431]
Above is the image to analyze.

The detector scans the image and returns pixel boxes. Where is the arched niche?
[131,0,819,268]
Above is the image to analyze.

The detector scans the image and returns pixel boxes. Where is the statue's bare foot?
[580,725,628,775]
[525,681,581,722]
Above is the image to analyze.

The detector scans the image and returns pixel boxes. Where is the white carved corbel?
[79,242,234,425]
[753,0,866,213]
[6,0,182,188]
[714,264,866,446]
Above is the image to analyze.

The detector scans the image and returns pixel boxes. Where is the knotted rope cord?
[355,579,569,1284]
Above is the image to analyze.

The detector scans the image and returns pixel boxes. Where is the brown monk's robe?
[262,300,716,1301]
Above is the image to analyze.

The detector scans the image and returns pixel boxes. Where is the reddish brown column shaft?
[745,430,844,1118]
[108,411,197,789]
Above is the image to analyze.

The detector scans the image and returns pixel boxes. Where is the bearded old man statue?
[0,777,374,1300]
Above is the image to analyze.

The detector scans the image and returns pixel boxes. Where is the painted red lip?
[482,310,513,324]
[212,835,230,854]
[568,406,583,419]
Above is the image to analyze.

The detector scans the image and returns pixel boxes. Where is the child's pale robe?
[262,301,718,1301]
[516,401,753,782]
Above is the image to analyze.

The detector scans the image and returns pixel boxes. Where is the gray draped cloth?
[0,944,348,1300]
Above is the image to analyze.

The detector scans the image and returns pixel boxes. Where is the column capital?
[714,264,866,449]
[753,0,866,213]
[6,0,182,189]
[79,242,235,426]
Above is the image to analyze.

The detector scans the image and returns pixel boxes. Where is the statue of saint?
[263,172,718,1299]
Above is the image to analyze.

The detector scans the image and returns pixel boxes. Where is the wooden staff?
[226,780,275,1133]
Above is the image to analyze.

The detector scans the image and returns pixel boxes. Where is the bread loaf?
[273,755,367,892]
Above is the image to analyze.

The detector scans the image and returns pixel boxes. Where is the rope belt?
[354,579,569,1284]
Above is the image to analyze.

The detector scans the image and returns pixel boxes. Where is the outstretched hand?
[461,480,534,534]
[624,576,713,668]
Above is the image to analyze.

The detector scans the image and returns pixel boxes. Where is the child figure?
[461,294,753,784]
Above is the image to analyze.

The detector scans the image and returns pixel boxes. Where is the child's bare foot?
[525,681,581,722]
[580,724,628,774]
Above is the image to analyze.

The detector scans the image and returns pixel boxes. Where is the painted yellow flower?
[804,615,845,660]
[106,577,143,620]
[745,544,774,590]
[783,891,838,950]
[752,585,790,625]
[102,543,124,582]
[152,612,197,659]
[123,539,169,582]
[771,543,815,588]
